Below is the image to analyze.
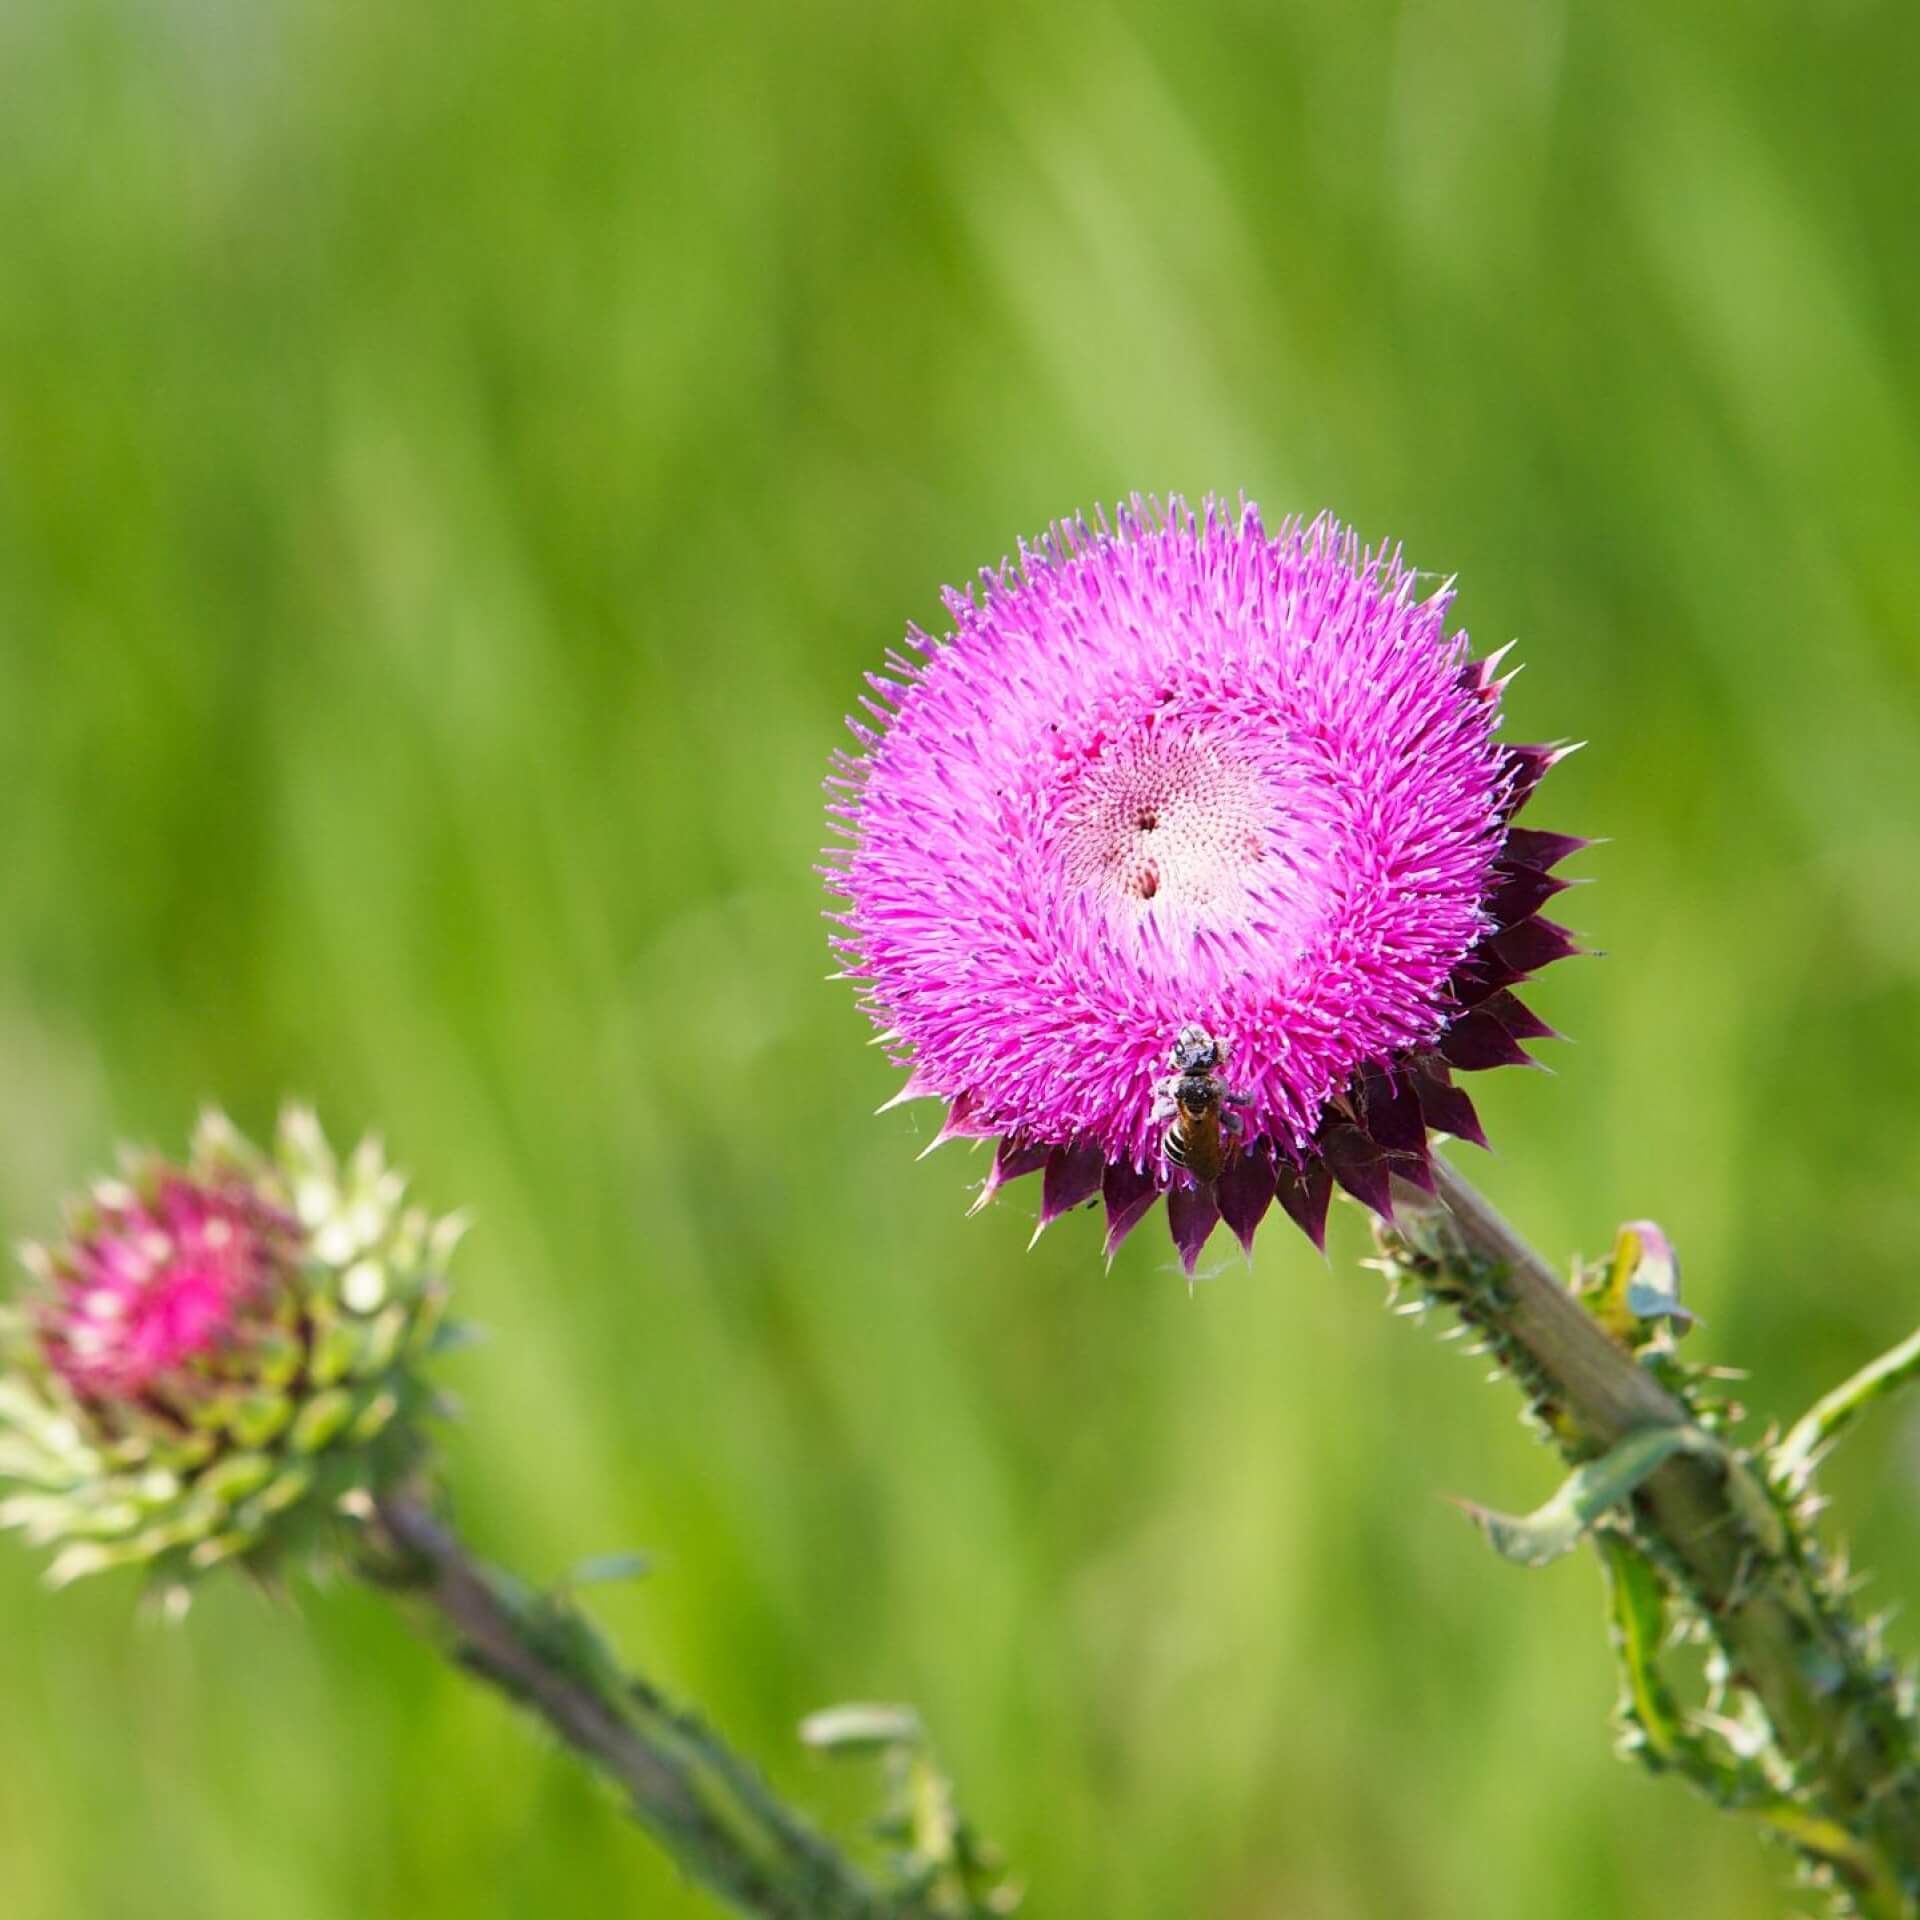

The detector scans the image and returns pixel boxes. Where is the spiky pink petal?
[40,1178,296,1400]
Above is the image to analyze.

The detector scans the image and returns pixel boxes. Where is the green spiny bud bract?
[0,1108,463,1596]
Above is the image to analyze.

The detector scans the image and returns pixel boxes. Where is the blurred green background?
[3,1,1920,1914]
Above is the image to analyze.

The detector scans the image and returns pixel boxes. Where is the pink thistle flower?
[38,1175,298,1401]
[825,497,1583,1271]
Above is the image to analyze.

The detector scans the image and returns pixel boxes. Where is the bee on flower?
[1152,1023,1250,1186]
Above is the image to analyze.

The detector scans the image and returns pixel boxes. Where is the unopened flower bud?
[0,1108,461,1594]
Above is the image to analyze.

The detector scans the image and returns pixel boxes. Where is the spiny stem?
[362,1491,922,1920]
[1395,1157,1920,1917]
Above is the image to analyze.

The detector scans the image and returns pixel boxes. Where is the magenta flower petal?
[41,1177,296,1401]
[829,497,1581,1263]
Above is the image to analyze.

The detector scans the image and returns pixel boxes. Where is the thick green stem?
[1397,1158,1920,1917]
[364,1491,918,1920]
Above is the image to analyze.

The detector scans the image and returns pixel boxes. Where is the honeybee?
[1153,1023,1250,1183]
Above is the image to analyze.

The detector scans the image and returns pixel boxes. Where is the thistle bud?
[0,1108,461,1595]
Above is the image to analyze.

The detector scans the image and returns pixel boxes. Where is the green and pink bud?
[0,1109,462,1595]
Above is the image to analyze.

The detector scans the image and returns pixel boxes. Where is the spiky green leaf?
[1461,1426,1714,1568]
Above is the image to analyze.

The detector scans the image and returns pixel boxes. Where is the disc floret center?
[1055,732,1273,924]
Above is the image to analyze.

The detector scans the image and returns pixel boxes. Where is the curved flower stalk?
[0,1113,1007,1920]
[825,497,1582,1269]
[362,1491,1012,1920]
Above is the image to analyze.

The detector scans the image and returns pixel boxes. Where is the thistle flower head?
[38,1175,298,1401]
[0,1109,462,1593]
[826,497,1582,1269]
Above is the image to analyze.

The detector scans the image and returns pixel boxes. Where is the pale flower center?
[1056,733,1273,924]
